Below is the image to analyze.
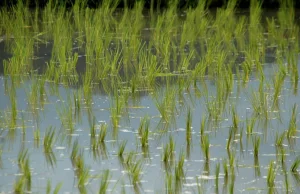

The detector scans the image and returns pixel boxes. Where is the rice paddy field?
[0,0,300,193]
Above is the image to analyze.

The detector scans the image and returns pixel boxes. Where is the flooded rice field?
[0,0,300,193]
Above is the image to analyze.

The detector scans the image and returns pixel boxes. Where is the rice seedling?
[290,157,300,173]
[252,135,260,159]
[0,146,2,168]
[71,139,79,164]
[267,161,276,192]
[201,135,210,161]
[272,72,285,110]
[98,123,107,144]
[99,169,110,194]
[118,140,127,158]
[226,129,233,151]
[275,131,286,147]
[138,116,150,150]
[90,116,96,139]
[215,162,220,193]
[162,136,175,172]
[231,108,239,134]
[43,126,56,153]
[16,147,31,192]
[229,166,235,194]
[186,107,192,145]
[34,129,40,147]
[246,117,256,135]
[18,148,29,167]
[287,104,297,139]
[128,159,143,186]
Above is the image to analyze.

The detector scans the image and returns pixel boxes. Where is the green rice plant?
[98,123,107,144]
[287,104,297,139]
[90,116,96,139]
[175,150,185,181]
[272,72,285,110]
[215,162,220,192]
[0,146,2,168]
[267,161,276,191]
[73,90,82,120]
[43,126,56,153]
[57,100,75,133]
[231,108,239,134]
[186,107,192,145]
[162,136,175,166]
[9,82,17,129]
[14,176,25,194]
[226,129,233,151]
[99,169,110,194]
[71,140,79,165]
[223,159,229,188]
[153,86,178,124]
[200,116,206,139]
[174,150,185,193]
[229,166,235,194]
[252,136,260,159]
[201,135,210,161]
[34,129,40,147]
[41,177,62,194]
[275,131,286,147]
[246,117,256,135]
[165,173,174,194]
[18,148,29,166]
[291,157,300,173]
[110,94,125,129]
[129,159,143,185]
[118,140,127,158]
[16,148,31,192]
[140,124,149,150]
[53,182,63,194]
[138,116,150,139]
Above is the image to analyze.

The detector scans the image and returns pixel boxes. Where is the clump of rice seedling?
[71,140,79,164]
[165,173,174,194]
[275,131,286,147]
[201,135,210,161]
[226,129,233,151]
[98,123,107,143]
[229,166,235,194]
[16,148,31,192]
[232,108,239,132]
[71,147,90,192]
[287,104,297,139]
[252,136,260,159]
[215,162,220,192]
[46,180,63,194]
[90,116,96,139]
[291,157,300,173]
[138,116,150,150]
[43,126,56,153]
[162,136,175,170]
[0,146,2,168]
[186,107,192,145]
[118,140,127,158]
[246,117,256,135]
[127,158,143,187]
[34,129,40,147]
[200,115,206,138]
[99,169,110,194]
[175,151,185,182]
[174,150,185,192]
[267,161,276,191]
